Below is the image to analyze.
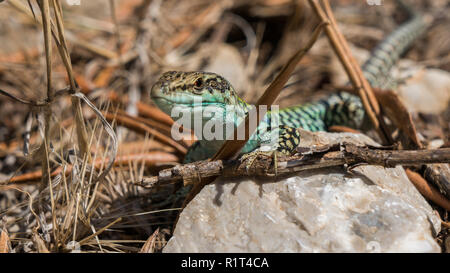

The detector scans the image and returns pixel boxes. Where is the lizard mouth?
[150,77,232,111]
[151,82,208,105]
[151,95,223,107]
[151,83,225,107]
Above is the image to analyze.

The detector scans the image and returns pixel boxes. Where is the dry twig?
[141,144,450,187]
[308,0,391,144]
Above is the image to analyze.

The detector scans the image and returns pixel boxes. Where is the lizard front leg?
[240,125,301,175]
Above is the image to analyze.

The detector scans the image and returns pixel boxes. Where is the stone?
[163,131,441,253]
[330,46,450,115]
[394,61,450,114]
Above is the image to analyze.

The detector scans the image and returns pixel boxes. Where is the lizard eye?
[194,78,203,89]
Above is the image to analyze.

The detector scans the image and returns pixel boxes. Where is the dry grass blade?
[10,0,75,88]
[308,0,391,144]
[77,217,122,246]
[72,92,118,183]
[39,0,52,99]
[51,0,90,158]
[0,88,43,105]
[51,0,76,89]
[109,0,122,63]
[37,0,58,247]
[139,228,159,253]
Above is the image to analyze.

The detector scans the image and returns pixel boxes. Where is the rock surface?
[331,46,450,115]
[395,60,450,114]
[163,131,441,253]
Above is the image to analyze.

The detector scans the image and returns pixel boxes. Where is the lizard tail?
[322,0,428,129]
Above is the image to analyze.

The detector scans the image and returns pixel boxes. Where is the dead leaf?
[0,229,11,253]
[139,228,159,253]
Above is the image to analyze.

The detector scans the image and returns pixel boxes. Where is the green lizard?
[151,2,427,165]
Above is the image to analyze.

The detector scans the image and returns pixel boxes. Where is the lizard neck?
[180,95,250,142]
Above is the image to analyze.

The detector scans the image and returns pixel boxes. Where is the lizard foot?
[239,125,301,175]
[240,149,280,175]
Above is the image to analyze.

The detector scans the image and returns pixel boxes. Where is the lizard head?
[151,71,237,109]
[151,71,247,124]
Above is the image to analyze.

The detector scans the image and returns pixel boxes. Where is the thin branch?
[0,86,72,106]
[140,144,450,187]
[109,0,122,64]
[139,144,450,211]
[308,0,391,144]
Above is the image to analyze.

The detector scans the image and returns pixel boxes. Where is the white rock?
[394,61,450,114]
[330,47,450,115]
[164,132,441,253]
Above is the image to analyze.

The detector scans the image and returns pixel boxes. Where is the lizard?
[151,2,427,166]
